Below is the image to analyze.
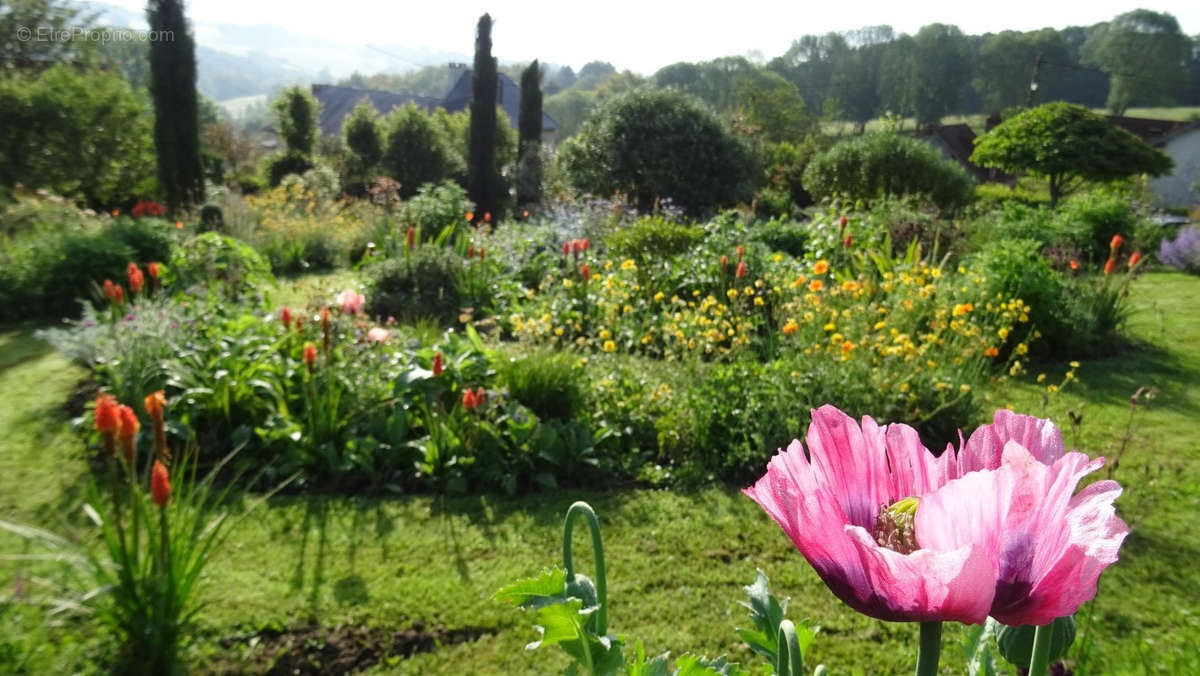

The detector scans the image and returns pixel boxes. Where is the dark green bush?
[364,247,463,323]
[558,89,759,215]
[398,181,473,243]
[40,234,137,316]
[802,132,975,211]
[264,152,315,187]
[108,218,174,264]
[748,218,808,257]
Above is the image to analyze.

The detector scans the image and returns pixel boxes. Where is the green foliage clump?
[364,247,463,323]
[500,351,585,421]
[559,89,758,215]
[0,65,156,207]
[167,232,273,299]
[399,181,474,242]
[607,216,704,263]
[342,101,384,194]
[382,103,452,198]
[802,132,975,211]
[264,86,320,187]
[747,218,808,258]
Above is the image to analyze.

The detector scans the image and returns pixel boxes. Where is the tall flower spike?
[145,390,167,460]
[280,306,292,329]
[303,342,317,373]
[151,461,171,507]
[94,394,121,457]
[116,405,139,464]
[127,262,144,294]
[432,351,444,377]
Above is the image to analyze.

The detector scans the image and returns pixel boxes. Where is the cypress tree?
[517,59,544,207]
[343,100,383,194]
[468,13,498,219]
[147,0,204,214]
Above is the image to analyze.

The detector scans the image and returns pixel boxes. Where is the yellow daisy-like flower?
[621,259,636,271]
[754,297,764,306]
[782,320,799,335]
[823,322,836,332]
[603,340,616,353]
[599,329,611,340]
[812,259,829,275]
[998,327,1010,340]
[809,280,824,293]
[653,292,665,302]
[1016,343,1029,355]
[726,288,739,299]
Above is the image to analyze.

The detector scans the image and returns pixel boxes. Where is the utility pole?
[1025,52,1045,109]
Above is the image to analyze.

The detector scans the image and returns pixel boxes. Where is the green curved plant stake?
[563,500,608,635]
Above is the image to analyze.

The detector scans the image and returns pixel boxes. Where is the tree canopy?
[970,102,1173,206]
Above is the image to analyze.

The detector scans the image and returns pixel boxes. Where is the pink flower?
[366,327,389,343]
[337,290,365,315]
[743,406,1126,626]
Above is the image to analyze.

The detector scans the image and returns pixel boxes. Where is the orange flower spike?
[280,306,292,329]
[1128,252,1142,270]
[580,262,590,281]
[320,306,332,353]
[1110,234,1125,254]
[466,211,474,222]
[432,351,444,377]
[303,342,318,372]
[1069,260,1080,272]
[95,394,121,456]
[112,285,125,306]
[737,245,745,261]
[147,262,161,280]
[483,211,492,223]
[1103,257,1117,275]
[462,388,478,410]
[116,405,139,464]
[735,260,747,279]
[175,220,183,230]
[127,262,144,294]
[103,279,117,301]
[145,391,167,459]
[150,461,171,507]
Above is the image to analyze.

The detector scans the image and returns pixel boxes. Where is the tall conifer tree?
[147,0,204,213]
[468,14,498,219]
[517,59,544,207]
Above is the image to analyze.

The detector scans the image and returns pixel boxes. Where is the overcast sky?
[97,1,1200,74]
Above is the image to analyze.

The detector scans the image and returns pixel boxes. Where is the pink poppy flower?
[366,327,389,343]
[337,290,365,315]
[744,406,1126,626]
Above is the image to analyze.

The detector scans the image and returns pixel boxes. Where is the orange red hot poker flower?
[116,405,139,464]
[145,390,167,460]
[95,394,121,456]
[151,460,171,507]
[127,263,144,295]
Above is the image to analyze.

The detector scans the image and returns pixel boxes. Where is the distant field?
[824,106,1200,136]
[217,94,268,118]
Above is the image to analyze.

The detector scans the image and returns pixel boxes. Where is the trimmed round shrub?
[802,132,975,211]
[364,247,462,323]
[558,89,758,216]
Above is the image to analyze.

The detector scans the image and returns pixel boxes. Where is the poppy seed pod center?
[873,497,920,554]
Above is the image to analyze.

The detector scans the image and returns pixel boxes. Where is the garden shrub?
[747,217,808,258]
[167,233,273,299]
[802,132,975,211]
[607,215,704,263]
[500,351,586,421]
[1054,193,1147,261]
[108,218,174,264]
[398,181,473,242]
[364,247,463,323]
[1159,225,1200,274]
[558,89,758,215]
[381,103,453,198]
[263,152,315,188]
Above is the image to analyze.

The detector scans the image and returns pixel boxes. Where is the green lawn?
[2,272,1198,674]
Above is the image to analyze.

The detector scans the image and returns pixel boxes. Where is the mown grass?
[2,271,1198,674]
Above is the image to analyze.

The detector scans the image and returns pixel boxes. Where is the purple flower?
[1159,225,1200,274]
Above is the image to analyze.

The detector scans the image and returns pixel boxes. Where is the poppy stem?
[915,620,942,676]
[1028,622,1053,676]
[776,619,805,676]
[562,501,607,636]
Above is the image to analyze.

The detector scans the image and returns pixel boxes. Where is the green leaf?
[493,567,568,609]
[962,619,1000,676]
[674,653,747,675]
[627,641,671,676]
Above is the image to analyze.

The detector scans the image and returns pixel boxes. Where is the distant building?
[916,123,1012,184]
[1107,116,1200,207]
[312,65,558,145]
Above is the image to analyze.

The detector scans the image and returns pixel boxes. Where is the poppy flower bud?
[151,461,171,507]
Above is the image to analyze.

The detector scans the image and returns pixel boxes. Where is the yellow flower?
[653,292,665,302]
[782,320,799,335]
[809,280,824,293]
[1016,343,1029,355]
[754,297,765,306]
[952,303,973,317]
[1047,384,1059,394]
[621,259,636,271]
[1070,361,1081,368]
[554,327,564,337]
[930,268,942,279]
[603,340,616,353]
[823,322,836,332]
[792,275,808,288]
[726,288,739,299]
[1037,373,1046,383]
[998,327,1010,340]
[812,259,829,275]
[599,329,611,340]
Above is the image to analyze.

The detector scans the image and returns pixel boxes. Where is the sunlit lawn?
[2,271,1198,674]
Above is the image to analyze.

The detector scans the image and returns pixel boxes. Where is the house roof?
[311,68,558,137]
[917,123,1011,183]
[1106,116,1190,145]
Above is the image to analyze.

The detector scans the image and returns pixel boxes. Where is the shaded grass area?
[1,272,1198,674]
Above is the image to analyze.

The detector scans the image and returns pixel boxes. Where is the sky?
[96,1,1200,75]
